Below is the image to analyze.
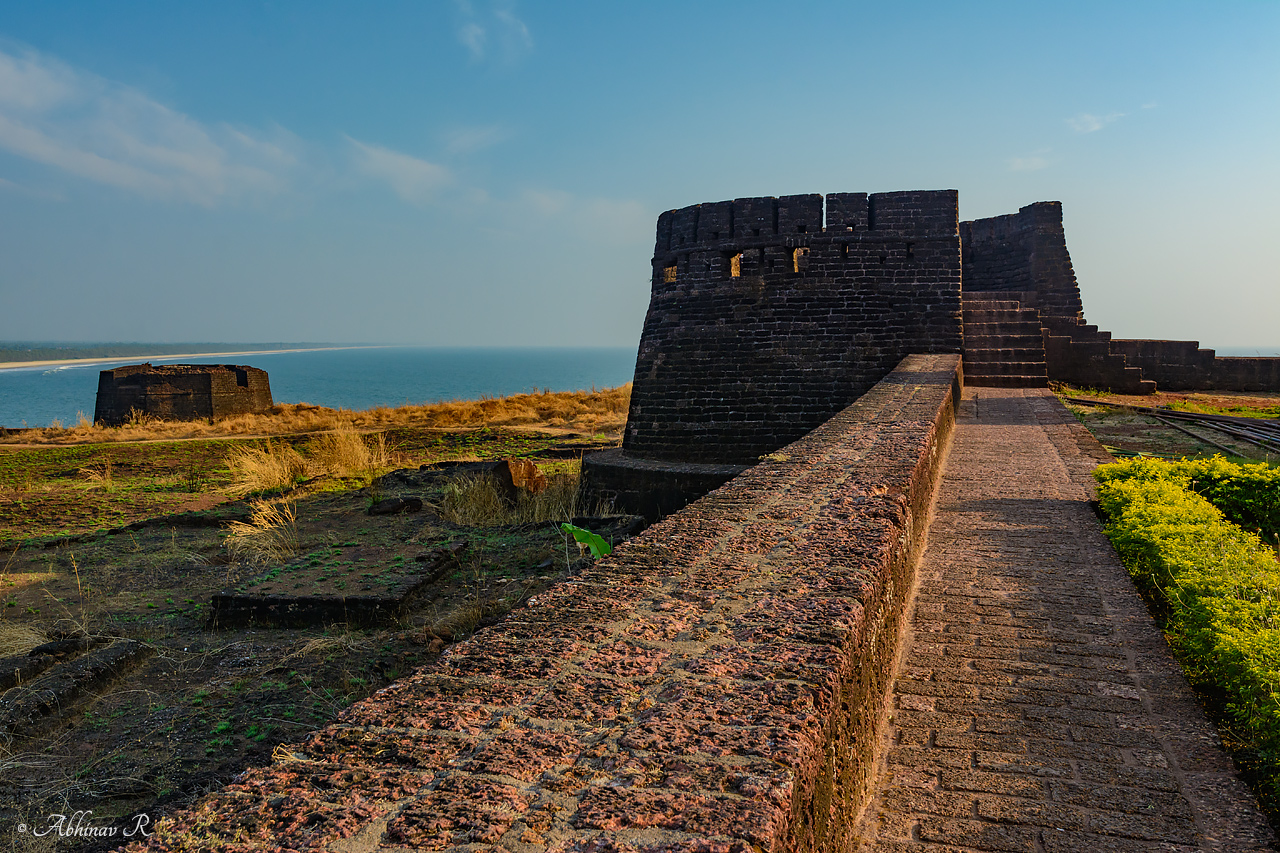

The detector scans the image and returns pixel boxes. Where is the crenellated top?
[651,190,959,290]
[655,190,958,255]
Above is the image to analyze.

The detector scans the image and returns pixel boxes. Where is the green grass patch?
[1167,401,1280,419]
[1095,457,1280,818]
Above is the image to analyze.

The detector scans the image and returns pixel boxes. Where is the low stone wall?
[1110,339,1280,392]
[125,353,961,853]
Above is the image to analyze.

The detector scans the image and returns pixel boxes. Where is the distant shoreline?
[0,345,387,372]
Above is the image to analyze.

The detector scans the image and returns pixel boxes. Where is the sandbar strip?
[0,345,387,372]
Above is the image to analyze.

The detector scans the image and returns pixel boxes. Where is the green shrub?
[1096,455,1280,545]
[1095,457,1280,810]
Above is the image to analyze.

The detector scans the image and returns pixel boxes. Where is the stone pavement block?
[896,726,935,747]
[1087,810,1199,844]
[1068,725,1164,750]
[1021,705,1116,729]
[933,732,1029,753]
[1077,762,1181,793]
[882,787,975,819]
[917,816,1039,851]
[974,795,1088,830]
[1047,780,1193,817]
[945,669,1019,687]
[897,676,980,698]
[974,750,1073,776]
[1024,738,1124,763]
[973,718,1069,740]
[1041,832,1199,853]
[892,709,975,731]
[890,747,976,770]
[938,770,1045,798]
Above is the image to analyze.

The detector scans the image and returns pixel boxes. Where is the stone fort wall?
[93,363,273,426]
[624,190,963,466]
[1109,340,1280,392]
[960,201,1084,322]
[960,203,1280,393]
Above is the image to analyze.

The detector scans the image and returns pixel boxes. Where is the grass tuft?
[225,501,299,564]
[226,441,307,496]
[433,463,585,526]
[307,427,395,481]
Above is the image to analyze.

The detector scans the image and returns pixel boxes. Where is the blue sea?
[0,347,638,429]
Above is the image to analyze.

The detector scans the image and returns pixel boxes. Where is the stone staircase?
[961,297,1049,387]
[1042,316,1156,394]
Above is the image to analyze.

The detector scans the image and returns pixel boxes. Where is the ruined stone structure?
[93,363,272,426]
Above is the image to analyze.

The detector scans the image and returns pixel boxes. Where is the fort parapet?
[93,363,273,426]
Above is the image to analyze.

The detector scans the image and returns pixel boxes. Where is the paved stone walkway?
[853,388,1277,852]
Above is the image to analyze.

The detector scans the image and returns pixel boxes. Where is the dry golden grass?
[226,441,307,496]
[224,500,299,564]
[307,427,395,479]
[283,633,374,661]
[0,622,46,657]
[433,463,590,526]
[78,459,115,491]
[225,428,399,495]
[6,385,631,446]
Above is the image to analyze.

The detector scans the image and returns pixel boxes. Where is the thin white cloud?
[453,1,532,62]
[494,9,533,55]
[1009,154,1049,172]
[1067,111,1125,133]
[1141,102,1157,110]
[348,138,452,203]
[0,49,77,110]
[443,124,508,155]
[459,23,487,59]
[510,189,648,244]
[0,46,298,205]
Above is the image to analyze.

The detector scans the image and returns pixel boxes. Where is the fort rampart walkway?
[853,388,1276,852]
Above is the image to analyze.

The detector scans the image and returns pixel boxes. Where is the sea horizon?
[2,342,1277,430]
[0,345,639,429]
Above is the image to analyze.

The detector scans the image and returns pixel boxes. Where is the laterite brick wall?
[959,201,1084,322]
[624,191,962,466]
[127,353,961,853]
[1109,339,1280,392]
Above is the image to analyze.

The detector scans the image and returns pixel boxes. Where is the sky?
[0,1,1276,350]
